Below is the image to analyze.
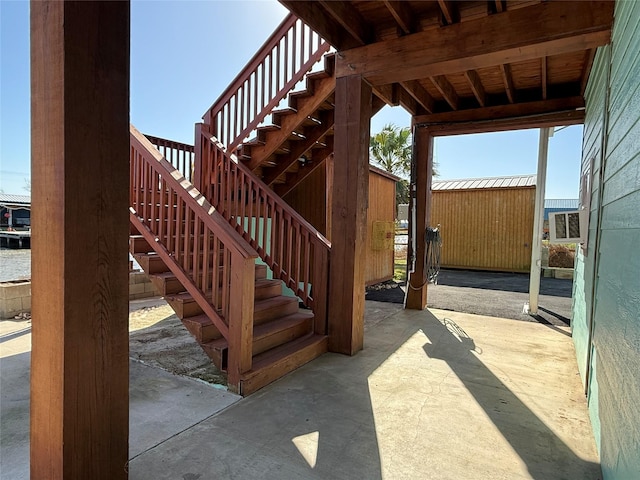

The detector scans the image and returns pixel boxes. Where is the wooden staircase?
[130,14,339,396]
[131,235,326,396]
[237,53,336,197]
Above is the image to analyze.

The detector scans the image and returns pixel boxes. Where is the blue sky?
[1,0,582,198]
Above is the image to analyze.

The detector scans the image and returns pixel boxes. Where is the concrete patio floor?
[1,300,599,479]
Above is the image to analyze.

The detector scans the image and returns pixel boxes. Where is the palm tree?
[370,123,438,205]
[369,123,412,178]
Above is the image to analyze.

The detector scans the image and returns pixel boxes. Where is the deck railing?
[130,125,257,390]
[197,124,330,334]
[145,134,195,182]
[202,13,330,153]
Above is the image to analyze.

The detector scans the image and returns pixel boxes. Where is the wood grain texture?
[327,75,371,354]
[365,170,396,285]
[430,187,535,272]
[336,1,614,85]
[30,2,130,478]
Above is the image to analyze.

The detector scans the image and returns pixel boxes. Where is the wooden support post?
[227,254,256,394]
[405,125,434,310]
[327,74,371,355]
[30,2,130,479]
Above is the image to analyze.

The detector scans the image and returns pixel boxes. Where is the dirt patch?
[129,303,227,387]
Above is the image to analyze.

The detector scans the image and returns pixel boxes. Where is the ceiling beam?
[580,48,597,95]
[335,1,613,84]
[431,75,459,110]
[541,57,548,100]
[500,64,515,103]
[464,70,487,107]
[425,110,584,136]
[397,86,420,116]
[400,80,435,113]
[437,0,458,25]
[383,1,416,35]
[278,1,362,50]
[372,84,399,107]
[318,1,373,46]
[413,96,584,125]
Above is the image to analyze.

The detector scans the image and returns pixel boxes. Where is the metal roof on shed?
[432,175,536,191]
[544,199,579,209]
[0,194,31,207]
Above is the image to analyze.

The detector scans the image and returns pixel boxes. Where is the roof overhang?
[279,1,614,125]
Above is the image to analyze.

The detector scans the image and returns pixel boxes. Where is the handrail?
[145,134,195,182]
[202,13,330,152]
[197,124,330,333]
[130,124,257,389]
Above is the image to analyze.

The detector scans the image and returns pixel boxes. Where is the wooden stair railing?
[201,13,330,156]
[145,134,195,182]
[129,124,259,391]
[196,124,331,336]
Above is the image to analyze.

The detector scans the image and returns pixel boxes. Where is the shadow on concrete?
[0,350,30,480]
[537,306,571,325]
[129,304,598,479]
[422,312,600,479]
[0,326,31,344]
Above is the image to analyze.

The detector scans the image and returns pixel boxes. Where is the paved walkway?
[366,269,573,326]
[1,301,599,479]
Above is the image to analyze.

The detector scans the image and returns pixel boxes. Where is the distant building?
[0,194,31,229]
[430,174,536,272]
[543,199,579,235]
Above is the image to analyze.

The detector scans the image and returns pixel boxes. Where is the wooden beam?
[437,0,458,25]
[327,75,371,355]
[405,126,433,310]
[30,2,130,478]
[500,64,515,103]
[335,1,614,84]
[383,1,416,35]
[318,1,373,46]
[580,48,597,95]
[541,56,548,100]
[400,80,435,113]
[397,86,420,116]
[464,70,487,107]
[495,0,505,13]
[372,83,398,107]
[279,1,362,50]
[413,96,584,125]
[431,75,459,110]
[426,110,585,136]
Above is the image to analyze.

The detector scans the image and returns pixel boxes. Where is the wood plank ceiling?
[279,0,614,124]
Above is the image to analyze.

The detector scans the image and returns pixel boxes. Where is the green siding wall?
[575,1,640,478]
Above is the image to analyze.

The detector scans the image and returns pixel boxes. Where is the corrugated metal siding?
[0,194,31,206]
[365,170,396,285]
[430,186,535,272]
[432,174,535,191]
[544,199,579,209]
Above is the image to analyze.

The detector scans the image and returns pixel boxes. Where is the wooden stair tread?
[238,333,328,395]
[205,310,314,350]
